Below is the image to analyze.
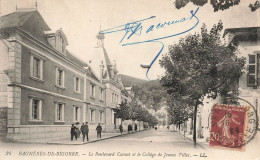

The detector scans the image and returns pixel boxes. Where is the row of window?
[29,98,104,123]
[248,53,260,87]
[30,54,105,100]
[112,92,119,103]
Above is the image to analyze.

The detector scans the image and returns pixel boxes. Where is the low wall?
[6,125,71,141]
[0,107,7,140]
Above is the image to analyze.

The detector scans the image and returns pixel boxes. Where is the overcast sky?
[1,0,259,80]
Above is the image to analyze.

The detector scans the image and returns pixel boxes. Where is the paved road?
[0,128,259,160]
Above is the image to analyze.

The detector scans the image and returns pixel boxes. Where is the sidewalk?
[15,129,148,145]
[177,131,209,149]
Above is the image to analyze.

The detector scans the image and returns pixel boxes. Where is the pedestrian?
[96,123,102,138]
[128,124,131,133]
[85,122,89,141]
[75,122,80,138]
[80,122,89,142]
[134,124,137,132]
[70,124,77,141]
[119,124,123,134]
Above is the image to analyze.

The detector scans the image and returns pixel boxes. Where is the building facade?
[0,9,140,141]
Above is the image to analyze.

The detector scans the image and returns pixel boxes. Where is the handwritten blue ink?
[100,7,200,80]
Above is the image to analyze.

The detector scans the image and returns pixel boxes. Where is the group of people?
[70,122,102,142]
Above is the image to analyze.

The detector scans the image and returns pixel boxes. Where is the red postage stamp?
[209,104,249,151]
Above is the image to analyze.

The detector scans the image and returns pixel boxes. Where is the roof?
[0,10,50,31]
[66,51,99,81]
[0,10,99,81]
[223,27,260,37]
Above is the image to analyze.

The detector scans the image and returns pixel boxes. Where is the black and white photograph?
[0,0,259,160]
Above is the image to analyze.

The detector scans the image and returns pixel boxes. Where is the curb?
[15,129,150,145]
[178,132,208,149]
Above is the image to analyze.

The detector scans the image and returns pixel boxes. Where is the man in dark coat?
[119,124,123,134]
[80,122,89,142]
[128,124,131,133]
[70,124,77,141]
[96,123,102,138]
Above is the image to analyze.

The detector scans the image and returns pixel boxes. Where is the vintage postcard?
[0,0,259,160]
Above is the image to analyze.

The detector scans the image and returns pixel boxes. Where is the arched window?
[55,29,68,54]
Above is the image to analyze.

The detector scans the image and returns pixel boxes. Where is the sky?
[0,0,259,80]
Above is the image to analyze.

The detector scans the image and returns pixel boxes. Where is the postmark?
[209,103,258,151]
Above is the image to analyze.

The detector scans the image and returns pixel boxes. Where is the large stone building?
[0,9,140,141]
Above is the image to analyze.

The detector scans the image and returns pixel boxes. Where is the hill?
[119,74,147,87]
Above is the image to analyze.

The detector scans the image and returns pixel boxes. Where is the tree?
[174,0,260,12]
[113,101,131,124]
[132,80,167,112]
[160,21,245,146]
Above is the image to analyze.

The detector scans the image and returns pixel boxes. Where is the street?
[0,128,260,160]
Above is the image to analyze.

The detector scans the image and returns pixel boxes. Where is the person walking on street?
[80,122,89,142]
[85,122,89,141]
[134,124,137,132]
[119,124,123,134]
[128,124,131,133]
[70,124,77,141]
[96,123,102,138]
[75,122,80,138]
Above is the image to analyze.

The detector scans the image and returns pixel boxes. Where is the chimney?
[100,61,104,80]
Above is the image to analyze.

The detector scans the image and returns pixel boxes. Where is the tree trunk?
[193,103,198,146]
[184,121,186,139]
[139,121,140,131]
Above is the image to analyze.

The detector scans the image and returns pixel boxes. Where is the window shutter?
[40,60,43,80]
[74,76,76,91]
[62,104,65,121]
[30,56,33,77]
[39,100,42,120]
[56,68,58,85]
[29,98,32,120]
[247,54,257,87]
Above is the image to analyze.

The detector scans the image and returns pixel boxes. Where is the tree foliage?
[160,21,245,145]
[160,21,245,104]
[174,0,260,12]
[114,99,158,125]
[132,80,167,112]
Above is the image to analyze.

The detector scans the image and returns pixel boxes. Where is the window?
[116,95,119,103]
[90,83,95,98]
[90,109,95,122]
[29,98,42,121]
[112,93,114,103]
[56,35,65,53]
[247,54,258,87]
[99,111,104,123]
[100,88,104,101]
[74,77,80,93]
[56,68,65,87]
[55,103,64,121]
[74,106,80,122]
[30,55,43,80]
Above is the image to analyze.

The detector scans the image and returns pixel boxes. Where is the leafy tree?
[132,80,167,112]
[113,101,131,124]
[174,0,260,12]
[160,21,245,146]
